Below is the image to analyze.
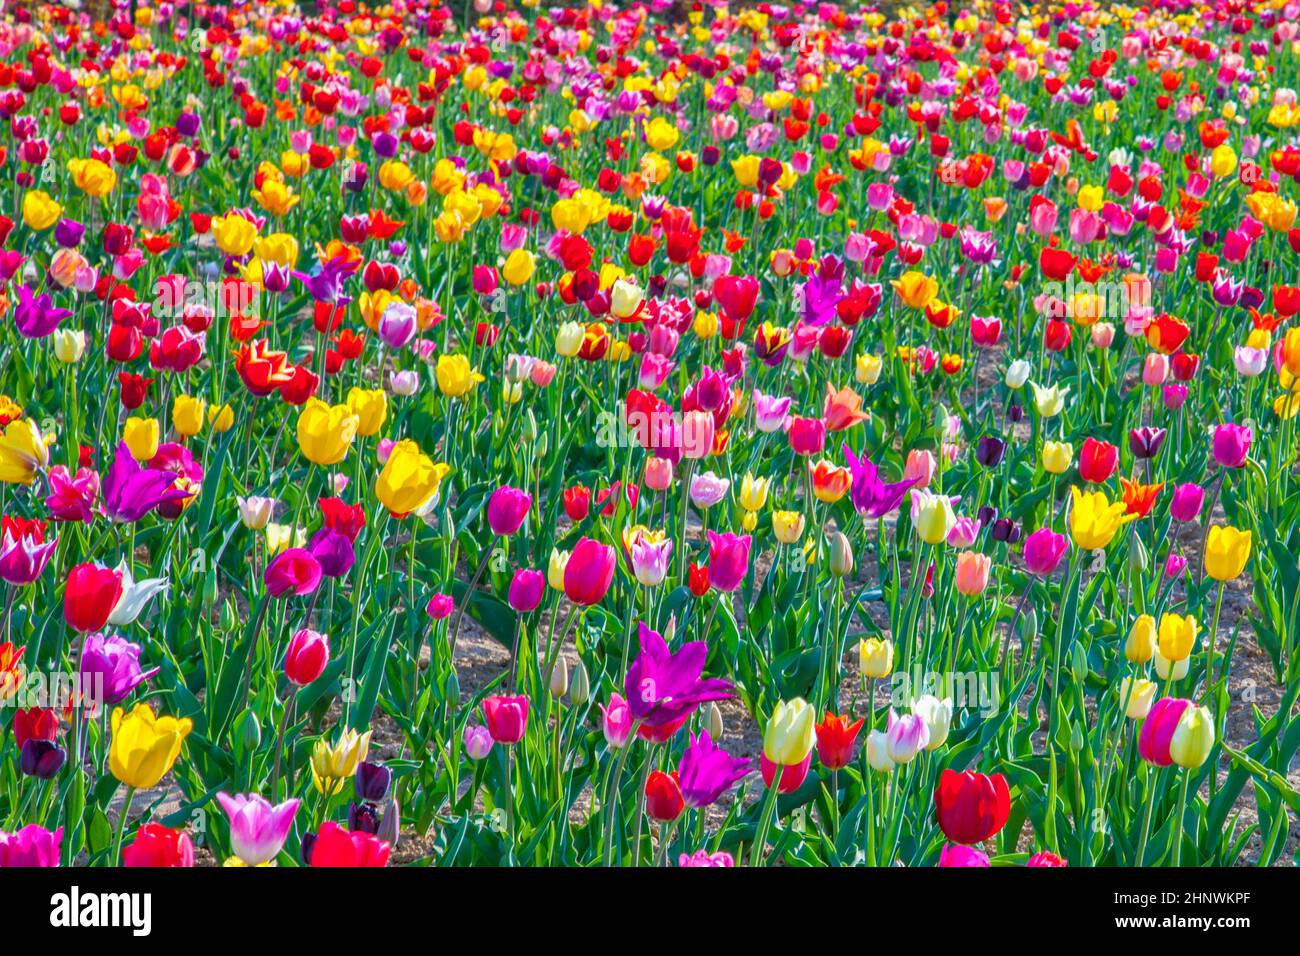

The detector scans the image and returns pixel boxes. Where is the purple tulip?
[13,284,71,338]
[678,731,751,808]
[843,443,916,518]
[103,442,190,524]
[0,525,57,586]
[79,632,160,705]
[309,528,355,578]
[624,622,733,730]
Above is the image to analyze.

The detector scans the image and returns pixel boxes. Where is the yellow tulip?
[210,214,259,257]
[109,703,192,789]
[1030,381,1069,418]
[858,638,893,678]
[891,271,939,310]
[609,278,645,319]
[548,548,570,591]
[1042,440,1073,475]
[1209,144,1237,179]
[763,697,815,766]
[377,160,415,192]
[172,395,206,438]
[345,387,388,437]
[296,398,359,466]
[1118,677,1156,719]
[375,439,450,516]
[1125,614,1156,663]
[435,354,484,398]
[772,510,805,544]
[855,353,883,386]
[68,157,117,197]
[252,178,299,217]
[208,403,236,433]
[1203,525,1251,581]
[555,322,584,358]
[22,190,62,230]
[53,329,86,364]
[501,248,535,286]
[310,728,372,796]
[0,418,50,485]
[1157,613,1198,662]
[644,116,680,152]
[1068,486,1136,550]
[123,417,160,461]
[739,473,771,512]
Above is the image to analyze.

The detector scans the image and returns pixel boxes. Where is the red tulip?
[814,713,865,770]
[1078,437,1118,484]
[644,770,685,821]
[933,769,1010,844]
[310,821,390,867]
[123,823,195,867]
[284,629,330,686]
[64,562,123,633]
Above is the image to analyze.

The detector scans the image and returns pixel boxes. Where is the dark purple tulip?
[991,518,1021,544]
[977,505,999,527]
[1128,426,1167,460]
[20,739,66,780]
[976,436,1006,468]
[176,111,201,137]
[355,762,392,803]
[348,802,381,834]
[1007,402,1024,423]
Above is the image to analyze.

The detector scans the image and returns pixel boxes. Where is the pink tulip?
[482,695,529,745]
[563,537,616,606]
[487,485,532,537]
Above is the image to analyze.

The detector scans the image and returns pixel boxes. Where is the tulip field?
[2,0,1300,873]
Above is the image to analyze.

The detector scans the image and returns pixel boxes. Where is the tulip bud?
[377,797,401,848]
[1019,606,1038,643]
[1069,722,1084,754]
[569,659,589,705]
[704,701,723,739]
[828,531,854,577]
[1128,533,1148,573]
[550,657,569,699]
